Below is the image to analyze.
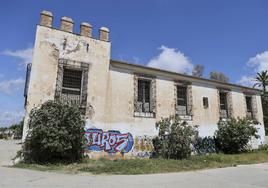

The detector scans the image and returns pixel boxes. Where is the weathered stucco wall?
[23,13,266,158]
[231,89,247,118]
[23,25,111,140]
[89,65,265,144]
[256,95,264,124]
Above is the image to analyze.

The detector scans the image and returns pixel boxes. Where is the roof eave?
[110,59,262,94]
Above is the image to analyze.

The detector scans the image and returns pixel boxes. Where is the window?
[246,96,253,119]
[61,68,83,105]
[203,97,209,109]
[137,79,151,113]
[219,92,228,118]
[134,74,156,118]
[176,86,187,115]
[55,59,89,113]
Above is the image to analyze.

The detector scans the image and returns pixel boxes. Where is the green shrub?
[264,116,268,135]
[215,118,258,154]
[258,144,268,151]
[22,100,85,163]
[193,136,217,154]
[262,95,268,135]
[9,120,23,139]
[152,115,198,159]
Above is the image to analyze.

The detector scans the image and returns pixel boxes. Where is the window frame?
[245,95,253,119]
[176,85,188,116]
[134,74,156,118]
[61,67,84,104]
[203,97,209,109]
[174,81,192,119]
[55,59,89,113]
[137,79,152,113]
[219,91,229,119]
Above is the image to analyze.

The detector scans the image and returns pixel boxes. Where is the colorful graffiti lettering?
[85,129,134,153]
[132,136,154,158]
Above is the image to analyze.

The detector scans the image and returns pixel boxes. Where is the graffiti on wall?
[132,136,154,158]
[85,128,134,153]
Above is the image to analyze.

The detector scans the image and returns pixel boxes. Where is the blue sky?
[0,0,268,126]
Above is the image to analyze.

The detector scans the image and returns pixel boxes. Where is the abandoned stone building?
[23,11,265,158]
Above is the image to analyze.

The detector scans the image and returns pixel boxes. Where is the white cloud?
[238,51,268,87]
[1,47,33,67]
[0,78,25,95]
[247,51,268,72]
[147,45,193,74]
[237,76,257,87]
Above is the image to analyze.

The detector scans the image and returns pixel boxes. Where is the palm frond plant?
[253,70,268,94]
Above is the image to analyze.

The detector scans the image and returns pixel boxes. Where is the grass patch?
[14,150,268,175]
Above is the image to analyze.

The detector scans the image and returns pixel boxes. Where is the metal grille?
[137,79,151,112]
[61,68,82,104]
[176,86,187,115]
[220,92,228,118]
[62,69,82,95]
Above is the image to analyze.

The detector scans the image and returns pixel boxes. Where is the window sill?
[219,117,230,122]
[134,112,155,118]
[177,115,192,121]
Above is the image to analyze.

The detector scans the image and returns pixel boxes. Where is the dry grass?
[14,149,268,175]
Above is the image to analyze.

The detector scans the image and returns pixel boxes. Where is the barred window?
[137,79,151,113]
[61,68,83,105]
[245,96,253,119]
[176,86,187,115]
[219,92,228,118]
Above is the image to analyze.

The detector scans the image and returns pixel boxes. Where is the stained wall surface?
[23,22,266,155]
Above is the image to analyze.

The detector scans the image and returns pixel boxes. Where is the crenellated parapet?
[39,10,109,41]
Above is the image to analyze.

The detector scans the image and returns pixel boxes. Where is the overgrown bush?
[258,144,268,151]
[9,120,23,139]
[152,115,198,159]
[193,136,217,155]
[215,118,258,154]
[264,117,268,135]
[22,100,85,163]
[262,95,268,135]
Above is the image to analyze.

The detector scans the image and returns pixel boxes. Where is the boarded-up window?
[246,96,253,119]
[219,92,228,118]
[176,86,187,115]
[137,79,151,113]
